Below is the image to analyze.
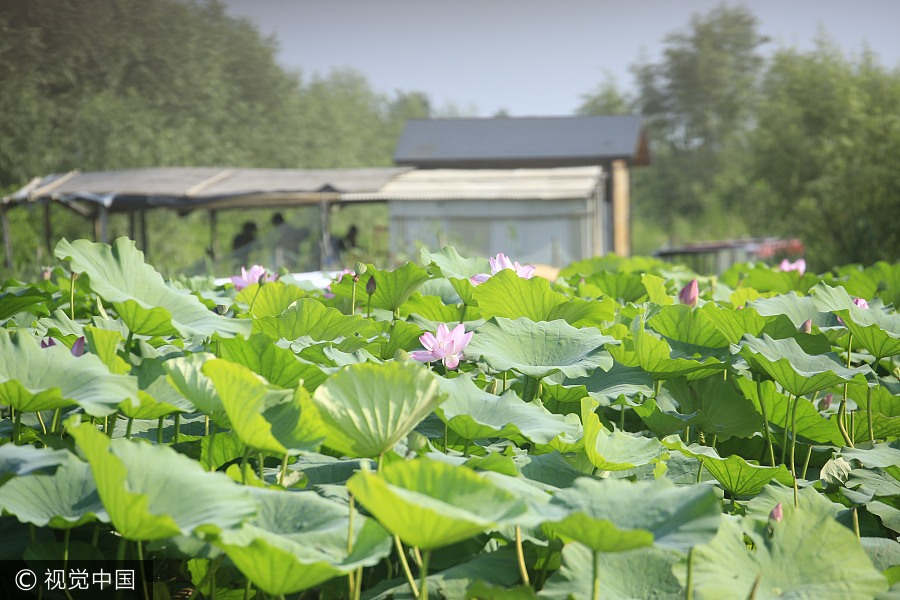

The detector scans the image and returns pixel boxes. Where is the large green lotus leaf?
[209,487,391,595]
[254,297,379,344]
[0,445,71,478]
[67,419,256,540]
[699,303,771,344]
[472,269,570,322]
[648,304,729,348]
[346,458,529,549]
[400,292,464,323]
[751,292,840,329]
[583,271,647,303]
[539,541,683,600]
[235,281,306,318]
[0,452,108,529]
[203,359,323,454]
[661,437,794,497]
[581,398,665,471]
[734,377,844,445]
[217,333,325,390]
[0,288,50,321]
[841,442,900,469]
[727,264,817,295]
[617,320,724,380]
[744,484,845,523]
[54,237,249,338]
[309,361,444,458]
[163,353,230,427]
[560,254,667,279]
[435,375,581,444]
[331,262,430,312]
[548,296,618,328]
[544,477,721,553]
[466,317,617,379]
[852,413,900,444]
[691,506,888,600]
[0,330,135,416]
[420,246,489,279]
[82,325,131,374]
[737,334,869,397]
[641,273,675,305]
[813,283,900,359]
[560,363,654,404]
[665,376,761,441]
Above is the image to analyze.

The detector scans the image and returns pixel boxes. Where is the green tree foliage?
[0,0,430,273]
[745,39,900,268]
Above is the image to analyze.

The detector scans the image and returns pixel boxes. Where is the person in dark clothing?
[232,221,257,251]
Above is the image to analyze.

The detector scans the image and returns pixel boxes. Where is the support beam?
[611,159,630,257]
[1,204,12,270]
[208,210,218,261]
[139,209,148,259]
[43,198,53,258]
[128,210,136,241]
[95,207,109,243]
[319,199,331,270]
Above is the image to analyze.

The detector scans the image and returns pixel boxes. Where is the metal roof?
[394,115,648,167]
[2,167,412,213]
[344,166,603,201]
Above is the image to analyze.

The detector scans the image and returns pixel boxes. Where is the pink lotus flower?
[410,323,472,370]
[779,259,806,275]
[470,253,535,285]
[679,279,699,307]
[853,297,869,309]
[323,268,353,299]
[800,319,812,334]
[231,265,276,291]
[769,502,783,523]
[40,337,56,348]
[71,336,85,357]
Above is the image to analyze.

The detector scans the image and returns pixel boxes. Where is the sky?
[223,0,900,117]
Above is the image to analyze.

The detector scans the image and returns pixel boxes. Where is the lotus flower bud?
[679,279,699,307]
[71,336,85,357]
[800,319,812,334]
[852,297,869,309]
[769,502,783,523]
[40,337,56,348]
[366,275,376,296]
[41,267,53,281]
[818,393,833,411]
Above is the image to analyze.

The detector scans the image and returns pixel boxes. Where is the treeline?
[0,0,429,272]
[579,5,900,268]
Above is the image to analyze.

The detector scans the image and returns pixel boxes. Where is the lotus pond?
[0,237,899,599]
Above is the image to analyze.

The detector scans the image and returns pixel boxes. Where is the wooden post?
[128,210,136,242]
[139,209,148,259]
[208,210,218,261]
[612,159,630,256]
[96,206,109,243]
[1,204,12,270]
[319,199,331,270]
[43,199,53,257]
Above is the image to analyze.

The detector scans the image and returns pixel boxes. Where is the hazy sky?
[223,0,900,116]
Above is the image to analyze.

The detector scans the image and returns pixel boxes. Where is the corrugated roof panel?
[394,116,643,166]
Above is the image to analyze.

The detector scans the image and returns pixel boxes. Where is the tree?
[577,75,633,116]
[745,38,900,268]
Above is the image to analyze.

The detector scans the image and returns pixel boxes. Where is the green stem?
[243,579,251,600]
[515,526,530,585]
[63,528,70,568]
[351,279,357,315]
[866,384,874,443]
[204,415,210,436]
[257,452,264,481]
[279,453,289,486]
[790,394,800,508]
[241,448,251,485]
[747,574,761,600]
[347,494,357,599]
[173,413,181,445]
[685,547,694,600]
[116,537,128,561]
[90,525,100,547]
[156,417,164,444]
[757,380,776,467]
[13,410,21,445]
[419,550,431,600]
[36,411,47,435]
[125,417,134,439]
[619,404,625,430]
[852,506,861,540]
[208,422,217,471]
[366,294,372,319]
[69,272,77,320]
[137,540,149,600]
[837,334,854,447]
[780,395,793,466]
[51,408,62,434]
[801,444,813,480]
[394,535,419,599]
[502,370,507,393]
[592,549,600,600]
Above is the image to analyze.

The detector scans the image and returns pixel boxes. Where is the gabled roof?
[394,115,649,168]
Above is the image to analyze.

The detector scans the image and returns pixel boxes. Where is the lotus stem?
[747,574,761,599]
[257,452,264,480]
[419,549,431,600]
[204,415,210,436]
[248,282,264,314]
[852,506,861,539]
[35,411,47,435]
[351,279,357,314]
[412,546,423,569]
[156,417,164,444]
[866,384,874,443]
[240,448,251,485]
[279,453,289,486]
[801,444,813,480]
[137,540,149,600]
[780,395,792,467]
[592,549,600,600]
[515,526,530,585]
[756,381,776,466]
[502,370,507,392]
[790,394,800,508]
[685,547,694,600]
[51,407,62,434]
[125,417,134,439]
[63,528,70,568]
[173,413,181,444]
[619,404,625,430]
[243,579,251,600]
[348,494,356,600]
[69,272,77,320]
[116,536,128,561]
[366,294,372,319]
[13,410,20,445]
[837,334,854,447]
[394,535,419,599]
